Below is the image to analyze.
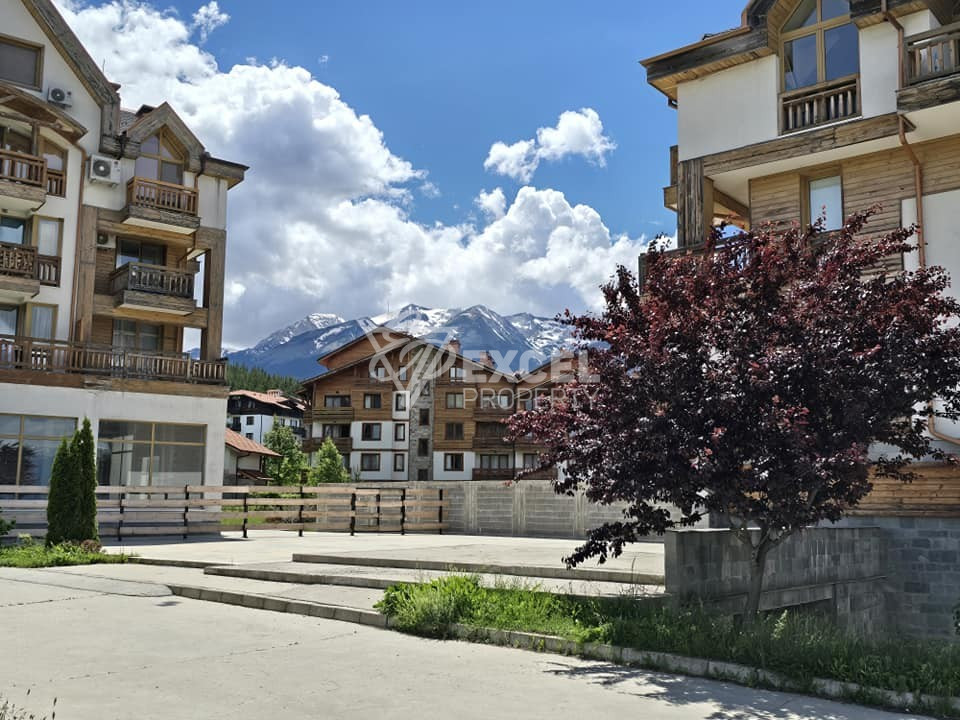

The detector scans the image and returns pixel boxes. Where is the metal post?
[349,491,356,537]
[183,487,189,540]
[438,488,444,535]
[242,490,248,539]
[400,487,406,536]
[298,484,304,538]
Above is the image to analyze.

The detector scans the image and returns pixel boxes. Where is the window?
[245,433,253,440]
[393,453,405,472]
[0,305,18,336]
[807,174,843,230]
[0,414,76,487]
[446,392,464,409]
[480,454,512,470]
[394,393,407,411]
[476,422,507,440]
[113,320,162,352]
[33,218,62,257]
[117,238,165,269]
[419,409,430,425]
[41,139,66,196]
[361,423,382,441]
[445,423,464,441]
[134,130,184,185]
[97,420,205,487]
[24,304,55,340]
[360,453,380,471]
[444,453,464,472]
[324,395,350,408]
[323,424,349,438]
[0,36,42,89]
[394,424,406,442]
[417,439,429,457]
[245,416,254,426]
[449,367,465,382]
[398,366,408,381]
[364,393,382,409]
[371,365,387,380]
[0,216,26,246]
[417,468,428,482]
[523,453,539,469]
[782,0,857,92]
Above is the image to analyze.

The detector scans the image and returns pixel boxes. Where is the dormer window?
[780,0,860,133]
[135,130,184,185]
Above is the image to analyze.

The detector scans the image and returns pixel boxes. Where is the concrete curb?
[131,557,219,570]
[291,553,664,585]
[203,565,398,590]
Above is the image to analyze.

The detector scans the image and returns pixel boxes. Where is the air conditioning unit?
[96,232,116,250]
[47,86,73,107]
[88,155,121,185]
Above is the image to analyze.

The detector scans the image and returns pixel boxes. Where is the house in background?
[227,389,305,445]
[0,0,245,491]
[642,0,960,637]
[223,428,279,485]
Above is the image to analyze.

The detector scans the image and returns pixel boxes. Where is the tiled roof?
[224,428,280,457]
[229,389,304,412]
[119,109,138,131]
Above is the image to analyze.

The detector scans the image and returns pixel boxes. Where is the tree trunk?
[742,544,769,626]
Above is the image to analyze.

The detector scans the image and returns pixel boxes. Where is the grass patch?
[0,537,130,568]
[376,575,960,703]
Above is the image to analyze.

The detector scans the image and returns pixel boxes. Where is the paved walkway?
[0,574,933,720]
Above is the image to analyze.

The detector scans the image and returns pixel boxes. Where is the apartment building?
[227,389,305,445]
[0,0,245,490]
[300,328,562,483]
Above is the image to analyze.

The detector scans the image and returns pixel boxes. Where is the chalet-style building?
[223,428,279,486]
[227,389,305,445]
[0,0,245,490]
[300,328,565,482]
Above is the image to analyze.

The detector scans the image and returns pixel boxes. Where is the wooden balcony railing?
[473,435,512,450]
[304,407,354,425]
[781,77,860,134]
[0,148,45,188]
[0,241,37,279]
[472,468,515,481]
[127,177,198,216]
[110,262,195,299]
[905,21,960,85]
[46,169,65,197]
[0,335,226,384]
[38,255,60,286]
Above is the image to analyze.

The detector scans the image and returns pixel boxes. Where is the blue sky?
[62,0,740,346]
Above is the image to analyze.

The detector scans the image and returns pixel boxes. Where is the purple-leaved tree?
[509,210,960,622]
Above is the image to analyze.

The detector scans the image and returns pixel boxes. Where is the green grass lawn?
[0,538,130,568]
[376,575,960,706]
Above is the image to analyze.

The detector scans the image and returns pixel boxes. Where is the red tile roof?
[224,428,281,457]
[229,389,305,412]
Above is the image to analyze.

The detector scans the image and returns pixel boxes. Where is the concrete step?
[204,561,664,598]
[290,552,664,585]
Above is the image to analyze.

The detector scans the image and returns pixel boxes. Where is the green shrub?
[308,437,350,484]
[46,418,98,546]
[0,536,127,568]
[0,511,13,539]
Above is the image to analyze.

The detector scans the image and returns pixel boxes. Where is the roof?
[229,389,304,412]
[224,428,281,457]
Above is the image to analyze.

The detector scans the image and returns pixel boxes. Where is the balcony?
[109,262,197,315]
[472,468,515,481]
[122,177,200,234]
[305,407,355,425]
[0,335,226,384]
[304,435,351,454]
[780,77,860,134]
[0,149,47,212]
[899,22,960,112]
[473,435,512,450]
[475,405,513,421]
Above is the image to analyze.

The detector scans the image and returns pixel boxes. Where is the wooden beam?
[201,234,226,361]
[898,75,960,113]
[92,294,209,328]
[676,158,709,247]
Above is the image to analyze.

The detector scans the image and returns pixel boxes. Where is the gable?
[125,103,206,173]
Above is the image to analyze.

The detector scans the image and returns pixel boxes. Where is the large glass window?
[117,238,165,268]
[113,320,162,352]
[25,304,55,340]
[782,0,857,91]
[480,454,511,470]
[134,131,184,185]
[324,395,351,408]
[0,38,42,89]
[0,414,76,488]
[0,305,18,336]
[808,175,844,230]
[0,216,26,246]
[97,420,205,487]
[34,218,62,256]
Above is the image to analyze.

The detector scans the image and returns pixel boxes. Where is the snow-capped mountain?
[227,304,576,380]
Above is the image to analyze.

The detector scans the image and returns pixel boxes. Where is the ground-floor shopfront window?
[0,414,77,490]
[97,420,206,487]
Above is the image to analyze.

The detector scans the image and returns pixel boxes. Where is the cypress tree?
[46,438,76,546]
[73,418,99,542]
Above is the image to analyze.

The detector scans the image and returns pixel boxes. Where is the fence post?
[117,488,123,541]
[376,491,381,533]
[183,487,189,540]
[349,490,356,537]
[242,489,248,539]
[438,488,444,535]
[298,484,304,538]
[400,487,406,536]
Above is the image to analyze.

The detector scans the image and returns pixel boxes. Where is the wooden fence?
[0,485,447,539]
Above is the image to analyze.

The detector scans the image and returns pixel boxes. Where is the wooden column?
[72,205,99,342]
[198,227,226,362]
[676,158,713,248]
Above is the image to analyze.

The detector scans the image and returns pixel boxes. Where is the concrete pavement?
[0,573,935,720]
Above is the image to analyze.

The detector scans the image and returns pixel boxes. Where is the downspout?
[885,4,960,445]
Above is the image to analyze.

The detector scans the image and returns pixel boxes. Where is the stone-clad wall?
[664,528,888,632]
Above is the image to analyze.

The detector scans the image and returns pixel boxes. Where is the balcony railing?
[110,262,195,299]
[472,468,515,481]
[46,169,65,197]
[0,241,37,280]
[127,177,198,216]
[780,77,859,134]
[305,407,354,425]
[473,435,512,450]
[0,335,226,384]
[38,255,60,286]
[905,21,960,85]
[0,149,45,188]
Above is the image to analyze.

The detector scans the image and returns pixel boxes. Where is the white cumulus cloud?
[56,1,650,349]
[484,108,616,183]
[192,1,228,43]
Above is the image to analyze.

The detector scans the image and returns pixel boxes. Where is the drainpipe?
[886,3,959,445]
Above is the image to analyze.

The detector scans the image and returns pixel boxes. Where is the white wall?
[0,382,226,484]
[677,55,780,161]
[433,450,475,481]
[859,22,900,118]
[349,450,401,481]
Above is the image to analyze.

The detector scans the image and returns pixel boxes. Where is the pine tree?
[309,437,349,484]
[263,425,307,485]
[46,438,76,546]
[73,418,99,542]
